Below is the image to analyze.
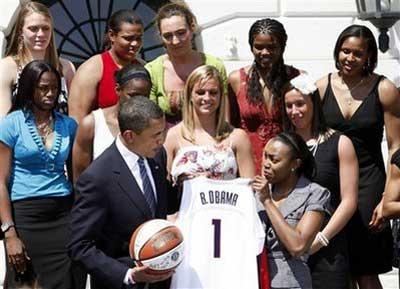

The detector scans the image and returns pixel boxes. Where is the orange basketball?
[129,219,184,273]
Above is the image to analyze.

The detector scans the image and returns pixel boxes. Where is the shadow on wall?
[389,22,400,86]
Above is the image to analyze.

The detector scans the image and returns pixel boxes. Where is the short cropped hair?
[118,96,164,134]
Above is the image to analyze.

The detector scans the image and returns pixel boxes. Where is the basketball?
[129,219,184,273]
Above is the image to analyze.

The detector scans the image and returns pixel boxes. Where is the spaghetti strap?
[175,128,184,149]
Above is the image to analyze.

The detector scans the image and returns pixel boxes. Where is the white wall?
[187,0,400,85]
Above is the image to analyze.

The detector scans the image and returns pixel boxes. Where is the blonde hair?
[5,1,62,73]
[181,65,231,143]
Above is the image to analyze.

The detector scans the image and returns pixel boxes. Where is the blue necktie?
[137,157,157,216]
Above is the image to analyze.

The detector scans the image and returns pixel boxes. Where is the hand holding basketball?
[129,264,174,283]
[129,219,184,274]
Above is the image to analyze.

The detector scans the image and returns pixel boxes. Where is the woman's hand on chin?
[251,175,270,203]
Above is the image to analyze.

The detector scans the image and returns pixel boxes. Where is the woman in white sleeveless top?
[165,65,254,187]
[71,64,152,182]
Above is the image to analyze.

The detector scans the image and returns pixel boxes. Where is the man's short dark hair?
[118,96,164,134]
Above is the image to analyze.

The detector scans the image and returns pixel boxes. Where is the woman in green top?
[145,2,227,128]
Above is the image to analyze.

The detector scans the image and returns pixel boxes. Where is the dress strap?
[327,73,332,85]
[239,67,247,82]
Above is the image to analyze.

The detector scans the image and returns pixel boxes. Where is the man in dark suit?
[68,96,173,289]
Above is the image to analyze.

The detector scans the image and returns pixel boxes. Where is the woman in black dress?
[283,74,358,289]
[317,24,400,289]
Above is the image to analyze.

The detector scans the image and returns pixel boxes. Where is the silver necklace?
[343,77,364,106]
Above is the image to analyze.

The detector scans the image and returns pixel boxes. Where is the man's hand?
[130,265,174,283]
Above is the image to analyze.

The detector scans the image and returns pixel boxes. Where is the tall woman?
[68,9,144,123]
[72,64,152,181]
[146,2,227,128]
[228,18,300,173]
[252,132,331,289]
[0,60,78,288]
[0,1,75,117]
[317,24,400,289]
[283,74,358,289]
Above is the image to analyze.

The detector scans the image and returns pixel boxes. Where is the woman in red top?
[228,18,299,174]
[68,9,144,123]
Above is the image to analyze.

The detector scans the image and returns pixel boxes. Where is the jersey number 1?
[212,219,221,258]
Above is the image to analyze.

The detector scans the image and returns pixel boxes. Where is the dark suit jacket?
[68,142,170,289]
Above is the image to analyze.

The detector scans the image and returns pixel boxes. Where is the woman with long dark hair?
[228,18,300,174]
[252,132,330,289]
[283,74,358,289]
[0,60,78,288]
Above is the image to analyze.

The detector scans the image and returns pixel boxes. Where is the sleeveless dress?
[92,109,114,159]
[171,144,238,182]
[231,68,282,174]
[230,67,299,174]
[307,132,350,289]
[97,51,142,108]
[322,74,393,275]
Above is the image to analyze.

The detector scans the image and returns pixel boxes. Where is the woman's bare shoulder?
[0,56,18,83]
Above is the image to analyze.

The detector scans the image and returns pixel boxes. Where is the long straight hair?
[6,1,62,74]
[11,60,61,113]
[181,65,231,143]
[282,84,330,139]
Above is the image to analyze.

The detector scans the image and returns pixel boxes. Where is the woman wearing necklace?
[0,60,80,288]
[283,74,358,289]
[317,24,400,289]
[252,131,331,289]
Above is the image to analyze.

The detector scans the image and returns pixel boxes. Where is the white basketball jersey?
[170,177,265,289]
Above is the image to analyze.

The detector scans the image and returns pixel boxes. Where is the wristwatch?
[1,221,15,233]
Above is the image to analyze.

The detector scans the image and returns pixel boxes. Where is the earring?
[17,35,24,55]
[291,168,296,172]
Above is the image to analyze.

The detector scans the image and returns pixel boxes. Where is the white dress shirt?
[115,136,158,285]
[115,136,157,201]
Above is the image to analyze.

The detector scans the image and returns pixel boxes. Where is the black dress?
[308,132,350,289]
[321,74,392,275]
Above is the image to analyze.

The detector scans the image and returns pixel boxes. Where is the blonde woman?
[0,1,75,116]
[164,65,254,185]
